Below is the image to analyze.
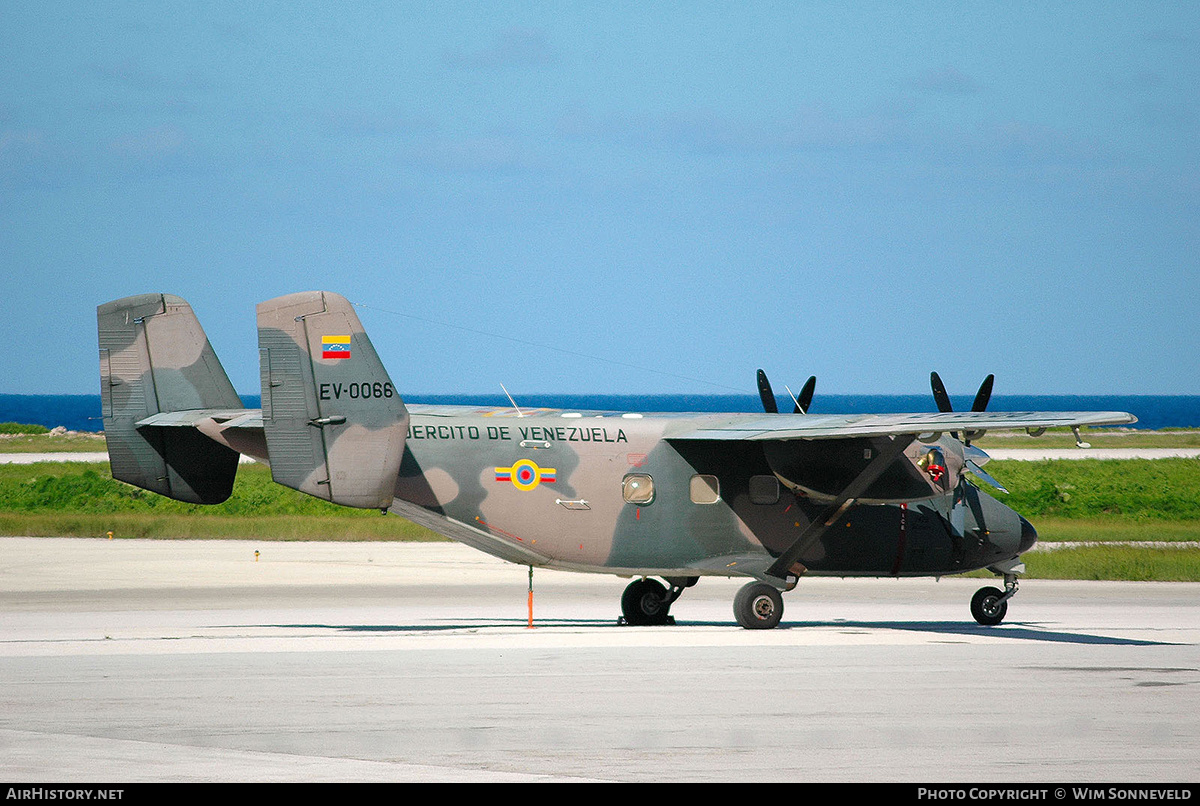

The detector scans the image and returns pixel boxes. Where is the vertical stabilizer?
[97,294,243,504]
[256,291,409,509]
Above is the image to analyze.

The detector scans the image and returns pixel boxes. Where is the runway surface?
[1,538,1198,782]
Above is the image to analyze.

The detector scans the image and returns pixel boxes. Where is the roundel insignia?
[495,459,557,491]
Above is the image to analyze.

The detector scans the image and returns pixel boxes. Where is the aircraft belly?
[386,498,549,567]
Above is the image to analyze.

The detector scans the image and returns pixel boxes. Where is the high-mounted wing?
[667,410,1136,442]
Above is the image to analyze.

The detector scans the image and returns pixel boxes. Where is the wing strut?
[764,433,916,585]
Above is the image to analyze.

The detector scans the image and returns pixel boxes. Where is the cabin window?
[689,474,720,504]
[622,473,655,505]
[749,475,780,505]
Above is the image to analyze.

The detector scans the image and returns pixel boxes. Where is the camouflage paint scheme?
[391,408,1026,579]
[98,291,1137,627]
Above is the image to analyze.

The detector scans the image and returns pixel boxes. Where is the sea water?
[2,393,1198,432]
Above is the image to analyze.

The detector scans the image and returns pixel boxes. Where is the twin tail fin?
[97,291,408,510]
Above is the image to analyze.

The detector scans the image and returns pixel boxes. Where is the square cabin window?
[749,475,780,505]
[689,474,720,504]
[623,473,655,505]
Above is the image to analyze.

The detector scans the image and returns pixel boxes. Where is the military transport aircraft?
[97,291,1136,629]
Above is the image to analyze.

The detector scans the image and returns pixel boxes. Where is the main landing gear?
[733,582,784,630]
[619,577,787,629]
[619,576,696,626]
[970,574,1019,626]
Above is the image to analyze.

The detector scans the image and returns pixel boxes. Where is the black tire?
[971,586,1008,626]
[621,578,671,625]
[733,582,784,630]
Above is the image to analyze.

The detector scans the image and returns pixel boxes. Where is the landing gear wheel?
[621,578,672,625]
[734,582,784,630]
[971,586,1008,626]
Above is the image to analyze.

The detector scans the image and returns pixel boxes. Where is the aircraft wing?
[667,410,1137,441]
[135,408,1140,441]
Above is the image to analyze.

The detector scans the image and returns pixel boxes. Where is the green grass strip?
[983,458,1200,521]
[1020,544,1200,581]
[1032,517,1200,543]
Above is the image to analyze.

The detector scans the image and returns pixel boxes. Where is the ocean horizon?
[2,393,1198,433]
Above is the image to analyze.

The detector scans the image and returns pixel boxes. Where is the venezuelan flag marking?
[321,334,351,359]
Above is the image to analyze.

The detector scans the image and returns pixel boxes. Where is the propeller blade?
[794,375,816,414]
[930,371,953,413]
[962,373,996,444]
[756,369,778,414]
[931,371,966,441]
[971,374,995,412]
[963,444,991,467]
[966,460,1008,494]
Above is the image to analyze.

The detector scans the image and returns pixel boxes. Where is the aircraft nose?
[1018,516,1038,553]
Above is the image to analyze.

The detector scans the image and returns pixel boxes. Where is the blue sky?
[2,2,1197,397]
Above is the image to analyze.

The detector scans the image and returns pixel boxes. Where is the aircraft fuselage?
[390,406,1036,581]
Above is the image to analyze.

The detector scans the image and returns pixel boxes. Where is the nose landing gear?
[971,574,1019,625]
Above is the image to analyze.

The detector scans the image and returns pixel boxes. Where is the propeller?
[929,371,1005,492]
[756,369,778,414]
[930,371,994,442]
[757,369,816,414]
[931,371,994,415]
